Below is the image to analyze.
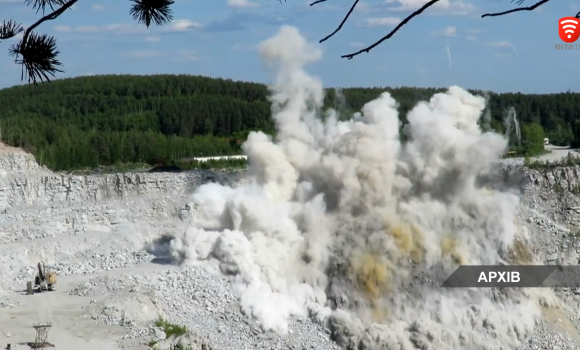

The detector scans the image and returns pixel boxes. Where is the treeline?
[0,74,578,170]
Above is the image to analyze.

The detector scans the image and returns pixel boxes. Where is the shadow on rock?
[144,234,185,266]
[477,164,529,194]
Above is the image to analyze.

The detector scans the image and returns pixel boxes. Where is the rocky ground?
[1,144,580,350]
[499,149,580,350]
[0,146,339,350]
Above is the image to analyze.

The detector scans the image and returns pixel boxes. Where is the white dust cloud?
[166,25,551,349]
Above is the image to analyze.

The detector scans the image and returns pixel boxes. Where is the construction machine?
[33,262,56,292]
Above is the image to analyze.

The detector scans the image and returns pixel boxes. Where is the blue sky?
[0,0,577,93]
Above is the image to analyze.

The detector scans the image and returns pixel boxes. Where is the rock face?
[527,166,580,191]
[513,164,580,350]
[0,161,240,213]
[520,166,580,263]
[0,146,245,290]
[0,146,342,350]
[0,144,48,175]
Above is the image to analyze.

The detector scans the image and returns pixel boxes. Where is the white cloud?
[354,1,372,13]
[493,53,513,58]
[122,51,167,58]
[232,43,243,51]
[145,36,160,42]
[164,19,202,32]
[431,26,456,37]
[92,4,103,11]
[487,41,518,55]
[55,24,143,34]
[227,0,259,8]
[121,49,203,61]
[54,25,71,32]
[386,0,474,15]
[177,50,201,61]
[488,41,510,47]
[466,29,486,34]
[466,35,476,41]
[487,41,516,50]
[362,17,401,26]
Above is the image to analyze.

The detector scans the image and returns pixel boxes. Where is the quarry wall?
[0,147,244,246]
[0,148,199,210]
[0,146,245,210]
[528,166,580,190]
[0,146,246,291]
[3,145,580,270]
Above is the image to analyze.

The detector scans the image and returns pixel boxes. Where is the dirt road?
[0,263,171,350]
[530,145,578,162]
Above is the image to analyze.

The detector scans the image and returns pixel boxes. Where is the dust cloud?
[166,25,551,349]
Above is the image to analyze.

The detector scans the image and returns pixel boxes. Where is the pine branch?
[8,0,77,84]
[341,0,442,59]
[9,32,63,85]
[319,0,359,43]
[4,0,176,84]
[130,0,175,28]
[21,0,78,43]
[24,0,69,14]
[0,20,24,41]
[481,0,550,18]
[1,0,552,84]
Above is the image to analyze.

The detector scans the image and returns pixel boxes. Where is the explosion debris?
[164,26,552,349]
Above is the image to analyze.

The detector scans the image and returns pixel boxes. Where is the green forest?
[0,74,577,171]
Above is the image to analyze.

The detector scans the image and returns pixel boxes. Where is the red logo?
[559,17,580,43]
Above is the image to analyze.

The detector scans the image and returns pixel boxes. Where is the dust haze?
[164,26,552,349]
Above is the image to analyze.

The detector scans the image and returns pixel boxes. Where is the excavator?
[33,262,56,293]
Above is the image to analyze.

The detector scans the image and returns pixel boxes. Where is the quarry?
[1,125,580,350]
[1,26,580,350]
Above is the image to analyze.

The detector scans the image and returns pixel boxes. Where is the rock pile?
[68,266,341,350]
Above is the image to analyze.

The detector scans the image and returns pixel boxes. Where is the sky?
[0,0,578,93]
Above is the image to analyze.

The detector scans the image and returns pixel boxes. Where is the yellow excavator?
[34,262,56,292]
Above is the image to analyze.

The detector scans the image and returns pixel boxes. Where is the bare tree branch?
[319,0,358,43]
[2,0,555,84]
[341,0,442,60]
[481,0,549,18]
